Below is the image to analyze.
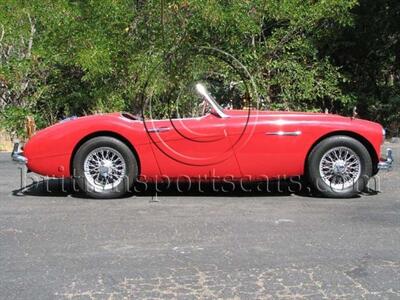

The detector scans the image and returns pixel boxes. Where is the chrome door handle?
[265,130,302,136]
[148,127,171,133]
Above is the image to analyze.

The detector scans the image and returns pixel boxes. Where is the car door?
[146,113,242,179]
[226,112,304,179]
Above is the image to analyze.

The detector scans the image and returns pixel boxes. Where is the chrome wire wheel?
[83,147,126,191]
[319,146,361,190]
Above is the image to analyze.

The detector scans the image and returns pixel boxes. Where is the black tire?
[72,136,138,199]
[306,136,372,198]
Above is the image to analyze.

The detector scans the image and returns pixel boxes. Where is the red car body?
[22,110,384,181]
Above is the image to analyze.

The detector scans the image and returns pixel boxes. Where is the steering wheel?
[201,99,208,116]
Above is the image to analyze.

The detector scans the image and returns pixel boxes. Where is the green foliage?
[0,0,398,137]
[0,106,29,138]
[323,0,400,134]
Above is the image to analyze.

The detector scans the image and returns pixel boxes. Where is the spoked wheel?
[83,147,127,190]
[307,136,372,198]
[73,137,138,198]
[319,146,362,190]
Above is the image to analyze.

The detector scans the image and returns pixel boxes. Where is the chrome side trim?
[378,148,393,170]
[265,131,302,136]
[148,127,171,133]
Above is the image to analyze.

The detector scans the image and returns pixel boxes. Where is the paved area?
[0,144,399,299]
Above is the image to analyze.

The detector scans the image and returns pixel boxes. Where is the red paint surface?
[23,110,384,180]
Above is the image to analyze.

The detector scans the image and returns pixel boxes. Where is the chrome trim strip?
[265,130,302,136]
[148,127,171,133]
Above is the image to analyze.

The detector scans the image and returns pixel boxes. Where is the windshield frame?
[195,83,230,118]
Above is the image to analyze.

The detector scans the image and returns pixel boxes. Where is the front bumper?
[378,148,393,170]
[11,142,28,164]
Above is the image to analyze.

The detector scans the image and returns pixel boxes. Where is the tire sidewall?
[307,136,372,198]
[73,137,138,199]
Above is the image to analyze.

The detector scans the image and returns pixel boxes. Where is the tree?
[325,0,400,134]
[4,0,395,139]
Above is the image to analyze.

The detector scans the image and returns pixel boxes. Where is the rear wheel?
[307,136,372,198]
[73,136,138,198]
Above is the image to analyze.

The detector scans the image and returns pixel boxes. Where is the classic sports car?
[12,83,393,198]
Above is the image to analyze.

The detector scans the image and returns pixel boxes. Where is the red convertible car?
[12,83,393,198]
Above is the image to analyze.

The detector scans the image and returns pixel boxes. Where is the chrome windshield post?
[195,83,230,118]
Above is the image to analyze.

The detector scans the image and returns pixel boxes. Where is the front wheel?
[307,136,372,198]
[72,136,138,198]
